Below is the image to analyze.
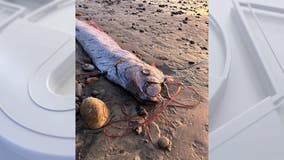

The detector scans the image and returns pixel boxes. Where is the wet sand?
[76,0,208,159]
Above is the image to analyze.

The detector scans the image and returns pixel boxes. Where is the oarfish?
[76,20,167,102]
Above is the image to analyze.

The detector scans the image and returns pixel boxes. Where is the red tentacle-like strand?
[102,80,202,143]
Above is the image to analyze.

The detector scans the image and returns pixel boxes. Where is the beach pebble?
[86,77,99,84]
[76,83,83,97]
[91,90,100,97]
[142,139,149,144]
[156,9,163,13]
[76,12,83,17]
[158,136,172,151]
[129,119,145,135]
[200,46,207,50]
[135,126,143,135]
[158,4,167,8]
[188,61,195,65]
[182,19,188,24]
[171,10,184,16]
[82,63,95,71]
[80,97,109,129]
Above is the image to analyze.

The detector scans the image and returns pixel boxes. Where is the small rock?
[76,83,83,97]
[91,90,100,97]
[86,77,98,84]
[119,149,125,154]
[178,27,182,31]
[200,46,207,50]
[171,10,184,16]
[156,9,163,13]
[188,61,195,65]
[142,139,149,143]
[136,7,146,12]
[158,136,172,151]
[158,4,167,8]
[82,63,95,71]
[129,119,145,134]
[76,12,83,17]
[135,126,143,135]
[180,6,188,10]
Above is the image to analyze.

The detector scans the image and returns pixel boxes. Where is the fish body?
[76,20,166,102]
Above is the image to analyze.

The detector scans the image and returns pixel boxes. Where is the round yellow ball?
[80,97,109,129]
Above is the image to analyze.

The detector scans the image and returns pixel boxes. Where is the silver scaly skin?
[76,20,166,102]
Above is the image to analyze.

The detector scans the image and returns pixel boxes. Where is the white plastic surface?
[0,0,75,159]
[2,0,55,15]
[209,0,284,159]
[208,14,231,116]
[0,1,24,30]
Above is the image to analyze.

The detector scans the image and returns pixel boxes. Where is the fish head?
[134,67,165,102]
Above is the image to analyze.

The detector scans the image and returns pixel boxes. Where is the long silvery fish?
[76,19,167,102]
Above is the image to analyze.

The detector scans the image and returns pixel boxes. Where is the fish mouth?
[140,82,162,102]
[144,83,161,97]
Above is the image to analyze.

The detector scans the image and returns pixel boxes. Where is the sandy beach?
[76,0,208,159]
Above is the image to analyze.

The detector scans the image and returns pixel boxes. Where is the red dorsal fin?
[89,21,104,32]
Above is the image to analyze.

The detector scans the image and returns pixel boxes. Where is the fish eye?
[141,68,150,75]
